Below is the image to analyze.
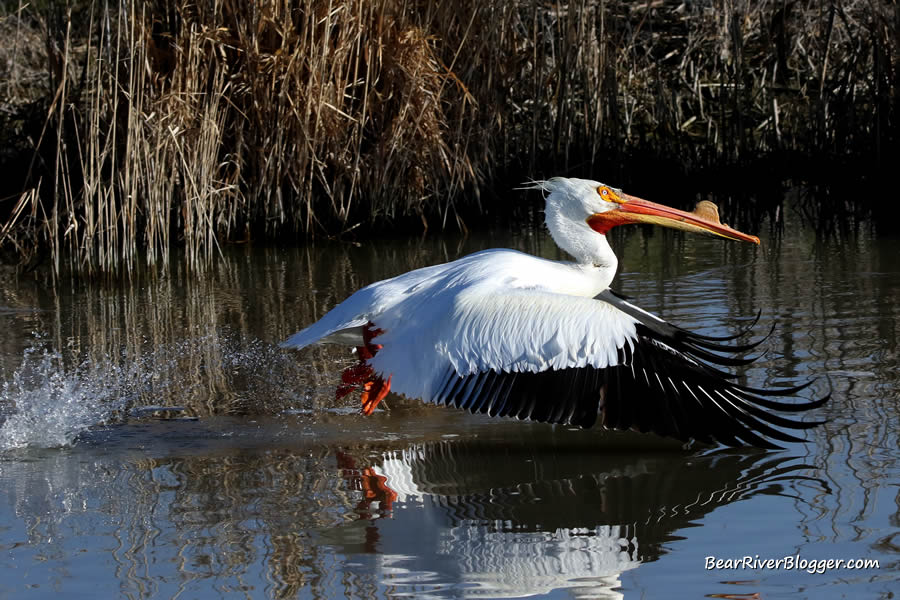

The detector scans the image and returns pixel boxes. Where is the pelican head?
[537,177,759,265]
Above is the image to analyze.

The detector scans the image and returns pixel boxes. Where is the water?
[0,204,898,599]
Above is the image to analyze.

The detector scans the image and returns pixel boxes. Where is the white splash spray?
[0,333,340,452]
[0,347,139,451]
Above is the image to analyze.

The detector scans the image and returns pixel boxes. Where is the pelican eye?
[597,186,625,204]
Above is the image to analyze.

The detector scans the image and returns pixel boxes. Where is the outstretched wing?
[369,288,826,449]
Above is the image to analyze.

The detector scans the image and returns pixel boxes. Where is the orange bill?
[587,194,760,244]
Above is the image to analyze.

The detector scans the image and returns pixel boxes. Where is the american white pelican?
[283,177,826,448]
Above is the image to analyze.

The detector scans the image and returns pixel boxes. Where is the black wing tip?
[433,372,828,450]
[736,379,827,401]
[673,310,765,343]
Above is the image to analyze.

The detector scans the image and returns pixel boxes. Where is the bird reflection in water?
[326,430,826,598]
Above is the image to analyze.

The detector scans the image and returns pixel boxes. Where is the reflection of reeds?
[0,1,896,272]
[0,233,493,417]
[57,246,357,416]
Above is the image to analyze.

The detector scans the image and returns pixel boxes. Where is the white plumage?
[283,248,638,399]
[283,177,825,448]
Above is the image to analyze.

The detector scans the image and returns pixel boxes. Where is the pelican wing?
[370,288,825,449]
[281,261,457,349]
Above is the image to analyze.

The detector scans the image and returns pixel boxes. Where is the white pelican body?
[283,178,825,448]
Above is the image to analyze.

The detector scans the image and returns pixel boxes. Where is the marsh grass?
[0,0,896,273]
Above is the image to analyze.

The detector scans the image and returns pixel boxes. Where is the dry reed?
[0,0,896,273]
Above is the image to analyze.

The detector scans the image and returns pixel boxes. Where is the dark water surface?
[0,206,897,599]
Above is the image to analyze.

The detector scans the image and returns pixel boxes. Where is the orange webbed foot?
[335,322,392,414]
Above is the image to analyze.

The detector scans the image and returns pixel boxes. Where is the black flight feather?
[429,303,826,449]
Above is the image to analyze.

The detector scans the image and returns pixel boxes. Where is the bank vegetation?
[0,0,896,273]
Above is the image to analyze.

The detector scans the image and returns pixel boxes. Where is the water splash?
[0,347,139,451]
[0,332,346,452]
